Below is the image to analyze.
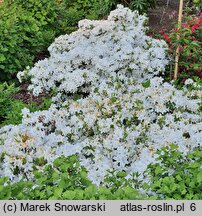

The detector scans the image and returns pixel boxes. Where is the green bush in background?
[91,0,157,15]
[0,83,19,124]
[0,0,112,82]
[0,0,57,81]
[128,0,156,13]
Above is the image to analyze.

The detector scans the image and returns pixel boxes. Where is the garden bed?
[148,0,180,33]
[0,1,201,200]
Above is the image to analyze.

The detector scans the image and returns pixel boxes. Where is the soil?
[33,51,50,63]
[13,83,47,105]
[12,53,50,104]
[147,0,180,33]
[13,0,184,105]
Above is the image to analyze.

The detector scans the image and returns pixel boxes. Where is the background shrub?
[95,0,157,14]
[129,0,156,14]
[0,0,112,82]
[0,82,21,125]
[0,0,57,81]
[160,13,202,84]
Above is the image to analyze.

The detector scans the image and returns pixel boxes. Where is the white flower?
[184,78,194,85]
[16,71,24,83]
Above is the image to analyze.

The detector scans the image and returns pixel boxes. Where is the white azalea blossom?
[1,5,201,185]
[184,78,194,85]
[18,5,168,98]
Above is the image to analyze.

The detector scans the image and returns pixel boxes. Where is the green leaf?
[155,166,162,175]
[48,196,59,200]
[98,186,111,195]
[123,187,138,199]
[142,80,151,88]
[85,185,97,195]
[62,190,76,199]
[176,175,182,181]
[197,172,202,183]
[0,55,6,62]
[53,187,63,198]
[75,190,84,200]
[181,189,187,195]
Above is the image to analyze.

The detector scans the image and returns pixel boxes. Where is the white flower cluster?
[18,4,168,97]
[0,76,201,183]
[0,5,201,185]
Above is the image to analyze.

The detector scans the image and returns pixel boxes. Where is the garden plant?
[160,11,202,84]
[0,3,201,200]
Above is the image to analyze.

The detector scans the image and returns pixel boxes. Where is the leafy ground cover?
[0,2,201,200]
[0,147,201,200]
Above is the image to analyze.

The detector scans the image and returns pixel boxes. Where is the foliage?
[160,13,202,85]
[99,0,157,14]
[0,82,51,126]
[0,0,112,81]
[129,0,156,14]
[192,0,202,11]
[144,145,202,200]
[0,155,144,200]
[0,83,19,124]
[0,0,56,81]
[1,148,201,200]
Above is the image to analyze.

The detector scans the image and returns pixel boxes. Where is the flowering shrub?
[160,13,202,83]
[0,6,201,195]
[18,5,168,97]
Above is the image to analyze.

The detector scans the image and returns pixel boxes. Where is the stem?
[174,0,184,80]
